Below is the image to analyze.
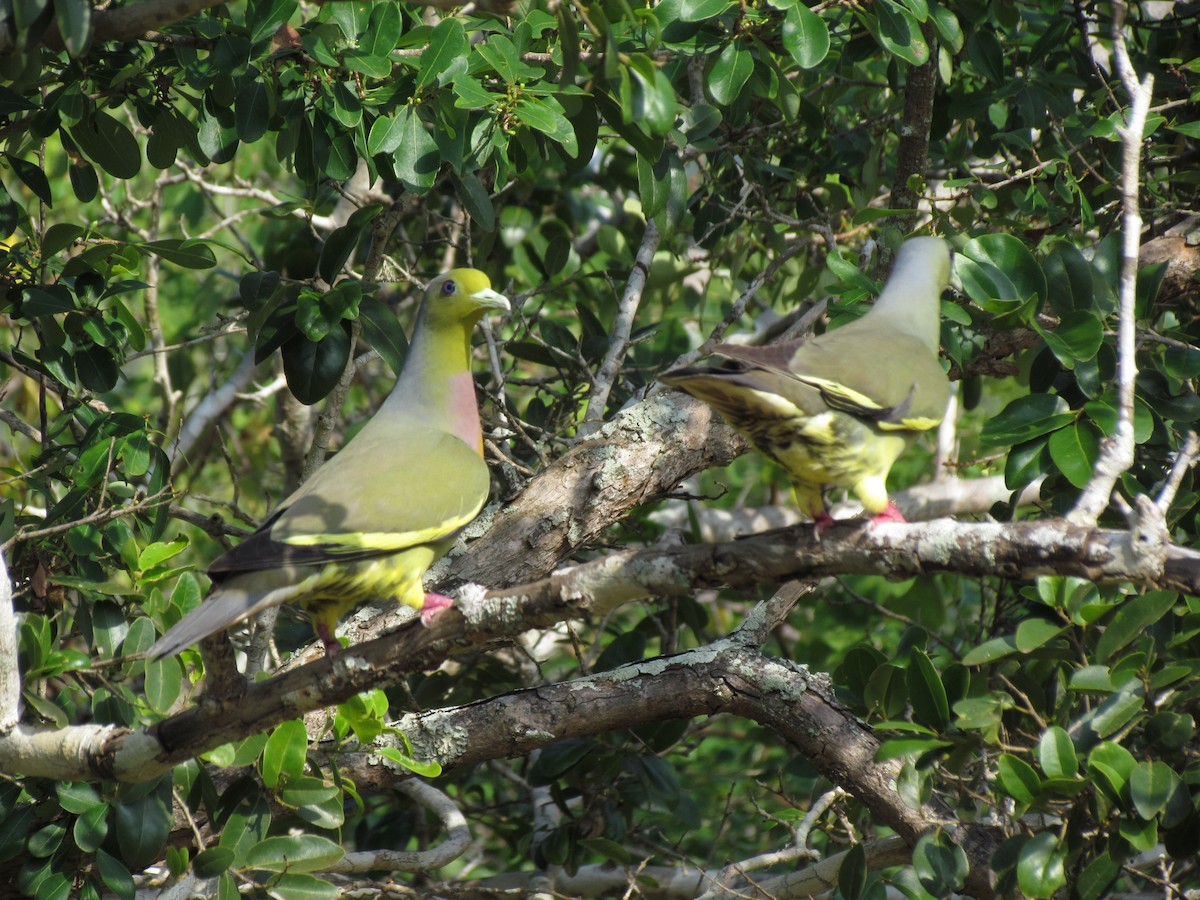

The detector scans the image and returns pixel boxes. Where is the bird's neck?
[867,256,943,351]
[383,315,484,454]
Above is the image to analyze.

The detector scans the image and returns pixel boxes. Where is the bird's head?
[422,268,510,327]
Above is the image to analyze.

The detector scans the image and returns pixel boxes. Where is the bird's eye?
[441,279,457,295]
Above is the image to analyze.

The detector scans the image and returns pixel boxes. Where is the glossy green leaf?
[1035,310,1104,370]
[192,846,235,878]
[71,111,142,179]
[357,295,408,376]
[516,97,577,153]
[264,873,339,900]
[1047,420,1099,489]
[781,5,829,68]
[261,719,308,790]
[678,0,731,20]
[95,848,134,900]
[243,834,344,872]
[871,0,928,65]
[1095,591,1179,662]
[141,239,218,269]
[838,843,868,900]
[416,18,466,91]
[5,153,51,207]
[1037,727,1077,779]
[906,649,949,731]
[73,803,108,853]
[981,394,1073,447]
[708,42,753,107]
[391,106,439,195]
[1014,618,1064,652]
[911,831,967,896]
[1016,832,1065,899]
[997,754,1041,805]
[1075,852,1120,900]
[360,0,400,56]
[235,75,272,145]
[281,325,350,405]
[1130,760,1181,820]
[114,784,170,870]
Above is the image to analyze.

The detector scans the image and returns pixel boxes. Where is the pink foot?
[868,502,906,525]
[316,622,341,657]
[420,593,455,626]
[813,511,836,534]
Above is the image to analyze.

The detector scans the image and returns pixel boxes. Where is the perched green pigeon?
[149,269,509,658]
[660,236,951,528]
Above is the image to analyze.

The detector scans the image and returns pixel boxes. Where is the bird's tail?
[146,581,278,660]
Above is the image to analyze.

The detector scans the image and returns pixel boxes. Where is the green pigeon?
[149,269,509,658]
[660,237,951,528]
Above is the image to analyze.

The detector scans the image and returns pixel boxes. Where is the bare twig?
[1069,1,1153,526]
[579,219,660,435]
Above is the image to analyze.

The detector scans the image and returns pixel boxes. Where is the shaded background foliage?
[2,0,1200,897]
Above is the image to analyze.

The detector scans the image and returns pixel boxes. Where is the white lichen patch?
[458,583,526,626]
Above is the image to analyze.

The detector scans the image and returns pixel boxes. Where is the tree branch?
[1069,1,1154,526]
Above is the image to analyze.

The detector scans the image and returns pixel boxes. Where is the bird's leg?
[868,502,906,525]
[315,621,342,657]
[420,592,455,625]
[813,511,836,534]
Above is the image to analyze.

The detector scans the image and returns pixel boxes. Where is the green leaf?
[114,783,171,870]
[140,239,218,269]
[516,97,577,153]
[1095,591,1179,662]
[391,106,439,195]
[357,296,408,375]
[961,634,1019,665]
[261,719,308,790]
[980,394,1073,447]
[1075,852,1120,900]
[838,843,868,900]
[359,0,400,56]
[781,5,829,68]
[1037,727,1078,778]
[192,846,235,878]
[95,848,134,900]
[1016,832,1066,899]
[1130,760,1181,820]
[416,18,466,90]
[966,28,1005,82]
[235,75,273,145]
[628,55,677,136]
[679,0,731,20]
[71,110,142,179]
[707,42,753,106]
[281,326,350,405]
[997,754,1041,805]
[1087,741,1136,802]
[906,649,949,731]
[958,234,1046,323]
[264,873,339,900]
[56,782,100,815]
[1047,420,1099,489]
[1034,310,1104,370]
[1014,618,1064,652]
[911,831,967,896]
[318,221,366,283]
[5,153,52,207]
[72,803,108,853]
[243,834,344,873]
[871,0,928,65]
[453,172,495,232]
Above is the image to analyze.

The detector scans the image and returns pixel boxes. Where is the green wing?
[210,427,489,575]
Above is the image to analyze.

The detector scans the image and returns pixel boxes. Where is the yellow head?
[422,268,510,328]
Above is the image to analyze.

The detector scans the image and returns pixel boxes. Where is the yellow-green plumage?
[148,269,508,659]
[660,237,951,525]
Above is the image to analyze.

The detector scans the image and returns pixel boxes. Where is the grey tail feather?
[146,585,259,660]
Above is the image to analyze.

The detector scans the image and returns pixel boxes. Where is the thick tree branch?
[1,514,1191,785]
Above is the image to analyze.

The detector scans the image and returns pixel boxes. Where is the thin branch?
[331,780,470,873]
[1069,2,1153,526]
[579,219,660,435]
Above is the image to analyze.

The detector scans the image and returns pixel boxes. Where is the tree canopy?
[2,0,1200,898]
